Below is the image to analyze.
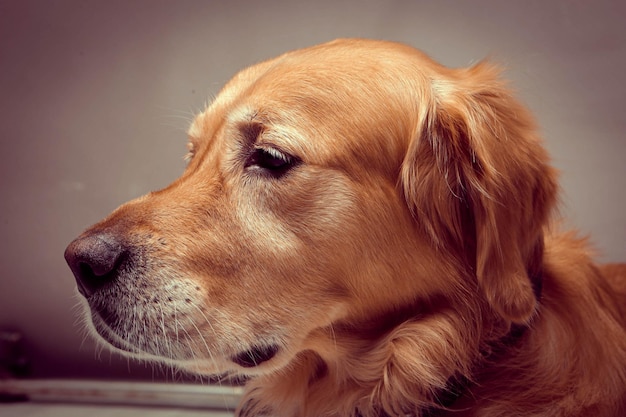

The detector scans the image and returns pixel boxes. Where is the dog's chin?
[84,303,287,377]
[88,310,145,355]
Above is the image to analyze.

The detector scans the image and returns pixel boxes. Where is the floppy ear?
[401,62,558,323]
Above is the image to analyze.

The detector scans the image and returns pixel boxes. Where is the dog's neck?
[426,265,545,416]
[239,265,546,417]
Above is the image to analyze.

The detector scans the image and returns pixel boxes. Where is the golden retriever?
[65,39,626,416]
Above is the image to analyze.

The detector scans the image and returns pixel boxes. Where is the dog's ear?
[401,62,558,323]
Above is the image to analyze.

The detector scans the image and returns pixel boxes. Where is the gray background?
[1,0,624,380]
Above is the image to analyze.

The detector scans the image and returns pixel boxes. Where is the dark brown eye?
[246,147,298,177]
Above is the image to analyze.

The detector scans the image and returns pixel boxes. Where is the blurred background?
[0,0,624,385]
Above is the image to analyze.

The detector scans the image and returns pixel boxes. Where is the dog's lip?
[231,344,280,368]
[88,309,141,353]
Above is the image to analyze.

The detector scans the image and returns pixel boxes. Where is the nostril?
[79,261,99,281]
[64,233,126,298]
[78,262,105,281]
[76,261,100,298]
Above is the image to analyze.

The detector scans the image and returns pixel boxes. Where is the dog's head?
[65,39,557,378]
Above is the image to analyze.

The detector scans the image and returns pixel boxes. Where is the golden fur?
[65,39,626,416]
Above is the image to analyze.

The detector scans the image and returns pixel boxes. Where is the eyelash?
[185,141,299,178]
[245,146,298,177]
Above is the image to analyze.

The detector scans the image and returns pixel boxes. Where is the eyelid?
[255,145,293,163]
[244,143,301,178]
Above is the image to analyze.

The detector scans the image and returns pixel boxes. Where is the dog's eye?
[246,146,297,177]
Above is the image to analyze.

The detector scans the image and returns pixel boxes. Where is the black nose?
[64,233,125,297]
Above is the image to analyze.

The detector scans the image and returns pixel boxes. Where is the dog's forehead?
[189,40,436,170]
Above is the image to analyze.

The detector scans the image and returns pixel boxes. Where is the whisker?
[188,318,216,372]
[190,304,233,370]
[158,303,175,381]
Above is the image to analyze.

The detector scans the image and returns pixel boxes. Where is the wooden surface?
[0,403,234,417]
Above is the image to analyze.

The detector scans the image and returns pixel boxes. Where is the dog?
[65,39,626,416]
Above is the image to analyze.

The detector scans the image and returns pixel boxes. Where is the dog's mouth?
[85,294,284,371]
[231,344,280,368]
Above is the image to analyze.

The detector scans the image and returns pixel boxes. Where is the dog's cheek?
[267,171,360,246]
[229,170,361,284]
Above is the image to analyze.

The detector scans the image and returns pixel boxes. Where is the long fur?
[65,39,626,417]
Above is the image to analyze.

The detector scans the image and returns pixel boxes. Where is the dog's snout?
[64,233,125,297]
